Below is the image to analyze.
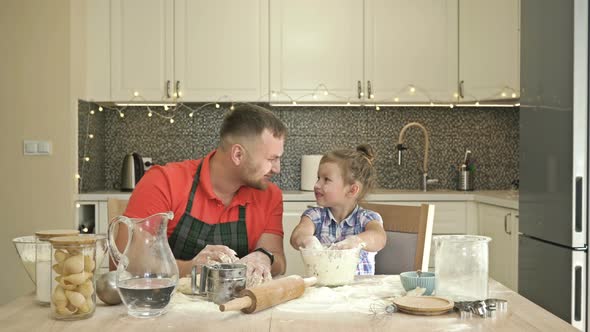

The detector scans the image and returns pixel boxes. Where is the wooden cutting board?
[392,296,454,316]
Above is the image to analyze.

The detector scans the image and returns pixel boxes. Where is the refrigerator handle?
[575,177,583,232]
[571,251,586,330]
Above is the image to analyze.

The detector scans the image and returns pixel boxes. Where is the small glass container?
[49,235,99,320]
[34,230,79,305]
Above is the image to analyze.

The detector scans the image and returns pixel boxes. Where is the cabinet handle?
[459,80,465,99]
[166,80,171,98]
[504,213,512,235]
[357,80,363,99]
[175,80,181,98]
[367,80,372,99]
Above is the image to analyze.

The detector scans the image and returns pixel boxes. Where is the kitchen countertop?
[78,190,518,209]
[0,275,574,332]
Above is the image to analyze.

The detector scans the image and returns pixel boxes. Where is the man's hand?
[191,245,238,267]
[237,251,272,287]
[299,236,323,250]
[330,235,366,250]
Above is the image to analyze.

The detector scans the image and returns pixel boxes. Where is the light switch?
[23,140,52,156]
[24,141,38,155]
[38,141,52,154]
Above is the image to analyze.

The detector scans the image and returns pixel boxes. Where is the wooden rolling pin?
[219,275,317,313]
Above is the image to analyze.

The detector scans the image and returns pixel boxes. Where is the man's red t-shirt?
[124,151,284,253]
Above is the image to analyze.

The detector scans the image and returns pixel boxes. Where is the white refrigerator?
[519,0,588,330]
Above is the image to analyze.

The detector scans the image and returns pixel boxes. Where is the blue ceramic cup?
[400,271,436,295]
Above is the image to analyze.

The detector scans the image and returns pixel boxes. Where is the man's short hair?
[219,105,287,149]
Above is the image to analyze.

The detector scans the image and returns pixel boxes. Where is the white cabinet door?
[175,0,269,102]
[365,0,459,103]
[459,0,520,101]
[110,0,173,101]
[270,0,364,103]
[478,204,518,291]
[282,202,315,276]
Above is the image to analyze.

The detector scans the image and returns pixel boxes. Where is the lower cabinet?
[478,204,519,291]
[283,202,315,276]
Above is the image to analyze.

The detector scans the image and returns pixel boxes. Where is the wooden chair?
[360,202,435,274]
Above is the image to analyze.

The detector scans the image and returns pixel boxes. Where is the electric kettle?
[120,152,145,191]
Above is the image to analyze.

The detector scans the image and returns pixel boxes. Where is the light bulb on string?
[323,91,328,96]
[409,86,416,93]
[450,104,454,109]
[271,91,277,98]
[475,101,480,106]
[88,134,94,139]
[75,174,81,179]
[215,103,220,109]
[375,106,380,111]
[178,91,183,97]
[292,101,297,105]
[90,110,95,115]
[453,92,459,99]
[164,105,169,111]
[230,105,235,111]
[394,97,399,102]
[370,94,375,99]
[189,112,194,118]
[501,92,507,97]
[346,102,351,106]
[148,112,153,117]
[84,157,90,162]
[98,106,103,112]
[511,93,517,98]
[119,112,125,118]
[76,203,81,208]
[170,118,175,124]
[133,91,139,97]
[312,94,318,100]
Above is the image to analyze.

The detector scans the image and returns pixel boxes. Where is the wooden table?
[0,276,579,332]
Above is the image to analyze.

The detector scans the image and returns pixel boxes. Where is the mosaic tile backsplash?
[78,101,519,192]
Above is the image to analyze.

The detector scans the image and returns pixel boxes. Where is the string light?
[148,112,153,117]
[215,103,220,109]
[76,203,81,208]
[90,110,95,115]
[98,106,103,112]
[84,157,90,162]
[119,113,125,118]
[133,91,139,97]
[88,134,94,139]
[164,105,169,111]
[170,118,174,124]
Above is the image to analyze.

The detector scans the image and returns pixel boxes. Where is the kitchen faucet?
[396,122,438,191]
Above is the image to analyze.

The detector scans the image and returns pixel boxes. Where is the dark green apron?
[168,161,249,260]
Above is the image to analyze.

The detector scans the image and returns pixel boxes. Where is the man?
[117,104,287,282]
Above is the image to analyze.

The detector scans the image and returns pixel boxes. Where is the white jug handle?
[107,215,133,269]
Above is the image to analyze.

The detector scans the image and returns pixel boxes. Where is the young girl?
[290,144,386,275]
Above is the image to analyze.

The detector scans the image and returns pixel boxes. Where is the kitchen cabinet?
[478,203,519,291]
[110,0,268,102]
[459,0,520,102]
[282,202,315,276]
[270,0,364,103]
[365,0,458,103]
[270,0,457,104]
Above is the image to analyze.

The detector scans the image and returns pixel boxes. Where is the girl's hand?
[300,236,323,250]
[331,236,366,250]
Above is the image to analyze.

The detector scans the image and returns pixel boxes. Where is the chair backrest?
[360,202,435,274]
[107,198,129,223]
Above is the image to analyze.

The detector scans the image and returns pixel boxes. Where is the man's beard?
[242,159,270,190]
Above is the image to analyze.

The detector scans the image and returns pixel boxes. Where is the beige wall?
[0,0,81,304]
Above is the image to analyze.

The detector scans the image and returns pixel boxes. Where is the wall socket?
[142,157,153,171]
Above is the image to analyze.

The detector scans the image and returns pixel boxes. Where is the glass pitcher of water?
[108,212,179,318]
[433,235,491,301]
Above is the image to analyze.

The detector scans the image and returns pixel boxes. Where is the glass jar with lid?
[34,230,79,305]
[49,235,99,320]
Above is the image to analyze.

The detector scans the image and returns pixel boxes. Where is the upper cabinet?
[459,0,520,102]
[270,0,458,104]
[110,0,269,102]
[365,0,458,103]
[270,0,364,103]
[82,0,520,104]
[110,0,172,101]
